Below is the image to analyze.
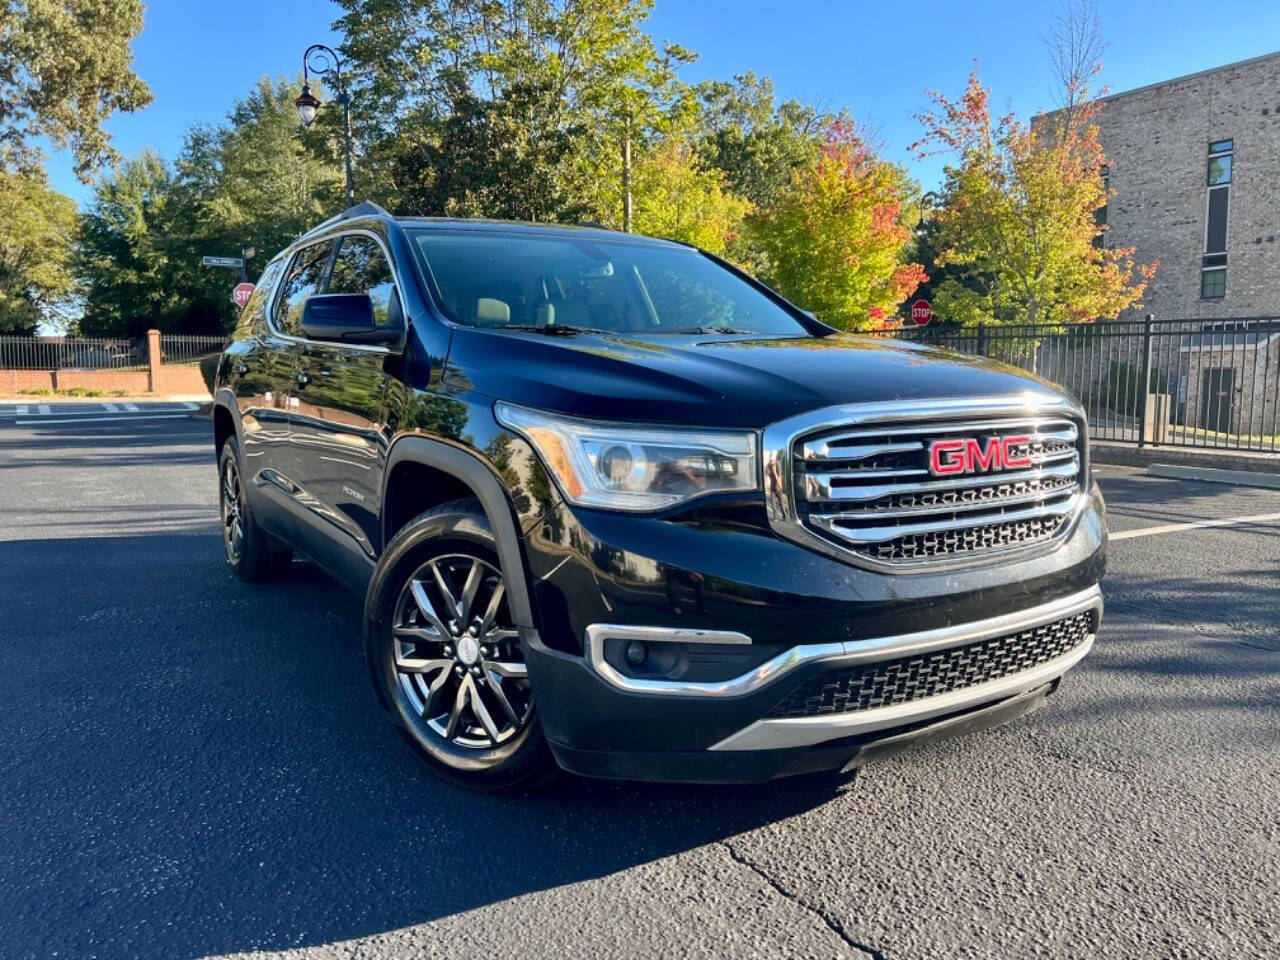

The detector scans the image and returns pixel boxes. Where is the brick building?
[1092,50,1280,321]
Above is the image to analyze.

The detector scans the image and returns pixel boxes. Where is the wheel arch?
[212,388,243,454]
[375,436,536,632]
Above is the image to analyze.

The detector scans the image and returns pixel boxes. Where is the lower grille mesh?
[767,611,1095,718]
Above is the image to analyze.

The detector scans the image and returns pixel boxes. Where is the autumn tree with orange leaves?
[912,67,1156,328]
[753,122,926,332]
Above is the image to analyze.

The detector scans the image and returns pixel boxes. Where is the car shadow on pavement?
[0,531,852,959]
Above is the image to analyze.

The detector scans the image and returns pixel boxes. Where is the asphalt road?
[1,403,1277,959]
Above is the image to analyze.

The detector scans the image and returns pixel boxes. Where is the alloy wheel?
[392,554,534,749]
[220,456,244,563]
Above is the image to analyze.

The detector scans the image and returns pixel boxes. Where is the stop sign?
[910,298,932,326]
[232,282,255,309]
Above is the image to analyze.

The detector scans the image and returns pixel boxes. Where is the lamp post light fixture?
[295,43,355,208]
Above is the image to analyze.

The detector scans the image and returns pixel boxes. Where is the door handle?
[294,370,311,387]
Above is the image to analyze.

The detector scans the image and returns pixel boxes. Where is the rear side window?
[273,240,336,335]
[329,234,402,328]
[235,258,285,335]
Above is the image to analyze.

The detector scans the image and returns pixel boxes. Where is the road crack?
[720,840,885,960]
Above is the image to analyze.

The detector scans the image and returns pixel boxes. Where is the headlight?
[495,402,758,512]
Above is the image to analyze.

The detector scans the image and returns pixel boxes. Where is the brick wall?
[1,330,214,397]
[1089,51,1280,320]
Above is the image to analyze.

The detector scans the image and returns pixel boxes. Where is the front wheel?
[365,499,556,792]
[218,435,292,582]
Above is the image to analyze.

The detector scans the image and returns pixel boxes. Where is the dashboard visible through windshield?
[410,230,809,336]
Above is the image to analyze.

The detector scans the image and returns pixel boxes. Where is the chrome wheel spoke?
[395,655,451,675]
[408,581,452,639]
[483,659,528,679]
[486,628,519,643]
[444,677,470,739]
[457,559,482,623]
[485,670,522,726]
[480,582,505,633]
[420,667,450,718]
[429,561,461,621]
[470,684,502,743]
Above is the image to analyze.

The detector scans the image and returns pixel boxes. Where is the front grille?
[793,413,1084,566]
[767,610,1096,718]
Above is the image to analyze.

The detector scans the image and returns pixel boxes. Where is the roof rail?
[309,201,392,234]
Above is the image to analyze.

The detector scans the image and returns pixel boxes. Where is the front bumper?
[519,482,1107,783]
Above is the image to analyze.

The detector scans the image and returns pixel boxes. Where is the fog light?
[624,640,647,666]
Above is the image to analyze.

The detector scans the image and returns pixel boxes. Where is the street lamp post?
[295,43,354,208]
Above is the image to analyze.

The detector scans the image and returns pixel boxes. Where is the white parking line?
[122,402,139,412]
[181,402,198,410]
[1111,511,1280,540]
[102,403,119,412]
[38,404,50,415]
[14,414,193,426]
[15,405,27,416]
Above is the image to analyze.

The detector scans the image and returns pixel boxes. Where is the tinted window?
[1206,188,1228,254]
[412,231,807,336]
[329,235,401,327]
[274,241,335,335]
[236,258,284,334]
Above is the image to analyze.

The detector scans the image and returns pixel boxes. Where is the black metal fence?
[0,336,147,371]
[159,334,226,365]
[884,316,1280,454]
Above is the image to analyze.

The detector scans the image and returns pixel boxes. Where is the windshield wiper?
[500,324,606,336]
[653,326,757,335]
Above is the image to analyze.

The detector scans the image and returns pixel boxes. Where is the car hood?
[445,328,1070,428]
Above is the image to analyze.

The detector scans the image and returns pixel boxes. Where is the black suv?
[213,202,1106,791]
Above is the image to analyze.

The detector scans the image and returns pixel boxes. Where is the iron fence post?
[1138,313,1154,448]
[977,322,988,357]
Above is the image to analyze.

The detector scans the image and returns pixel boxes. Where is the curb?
[1146,464,1280,491]
[1090,441,1280,475]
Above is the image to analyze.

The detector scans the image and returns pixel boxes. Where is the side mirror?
[300,293,401,345]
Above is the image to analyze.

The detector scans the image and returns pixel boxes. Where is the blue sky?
[45,0,1280,205]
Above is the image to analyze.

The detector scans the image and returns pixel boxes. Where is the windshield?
[410,230,809,336]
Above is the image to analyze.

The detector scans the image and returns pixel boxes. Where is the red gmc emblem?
[928,436,1033,476]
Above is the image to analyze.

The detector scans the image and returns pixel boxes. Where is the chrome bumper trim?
[708,587,1102,752]
[584,584,1102,701]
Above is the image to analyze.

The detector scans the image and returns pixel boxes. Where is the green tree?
[751,123,926,331]
[912,71,1156,327]
[0,168,76,333]
[630,134,749,255]
[332,0,692,223]
[0,0,152,179]
[694,72,822,208]
[76,150,184,336]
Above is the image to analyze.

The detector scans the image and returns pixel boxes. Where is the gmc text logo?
[928,435,1033,476]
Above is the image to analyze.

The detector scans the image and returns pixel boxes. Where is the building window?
[1201,140,1232,298]
[1201,268,1226,299]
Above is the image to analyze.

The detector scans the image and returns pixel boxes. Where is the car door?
[225,256,289,484]
[289,231,405,564]
[261,238,338,495]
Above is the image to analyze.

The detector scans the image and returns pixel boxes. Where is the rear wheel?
[218,435,292,582]
[366,499,555,792]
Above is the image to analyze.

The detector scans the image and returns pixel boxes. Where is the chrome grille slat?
[810,498,1078,544]
[780,408,1087,567]
[801,418,1078,447]
[802,460,1079,503]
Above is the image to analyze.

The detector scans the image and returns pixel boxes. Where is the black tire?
[365,498,557,793]
[217,435,293,582]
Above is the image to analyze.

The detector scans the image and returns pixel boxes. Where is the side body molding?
[372,435,537,632]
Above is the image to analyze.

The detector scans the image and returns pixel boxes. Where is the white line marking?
[16,405,27,416]
[122,402,139,411]
[102,403,119,412]
[1111,511,1280,541]
[38,404,51,415]
[15,413,193,426]
[182,402,198,410]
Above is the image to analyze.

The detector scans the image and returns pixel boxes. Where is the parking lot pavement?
[1,417,1277,959]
